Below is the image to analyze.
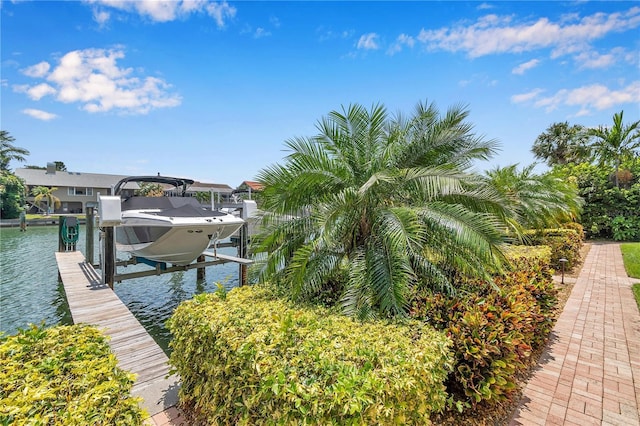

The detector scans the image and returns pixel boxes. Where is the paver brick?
[510,243,640,426]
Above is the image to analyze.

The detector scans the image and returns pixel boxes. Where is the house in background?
[234,180,264,201]
[15,164,128,214]
[15,163,234,214]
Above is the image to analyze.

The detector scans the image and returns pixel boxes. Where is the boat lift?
[91,199,256,288]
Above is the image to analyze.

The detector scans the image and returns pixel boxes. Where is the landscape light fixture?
[559,258,568,284]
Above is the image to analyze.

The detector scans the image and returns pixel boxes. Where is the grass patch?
[621,243,640,279]
[621,243,640,311]
[25,213,84,220]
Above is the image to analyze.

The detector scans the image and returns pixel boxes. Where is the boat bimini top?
[113,176,195,197]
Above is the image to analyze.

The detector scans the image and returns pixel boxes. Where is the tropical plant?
[0,171,27,219]
[137,182,164,197]
[484,164,582,235]
[31,185,61,214]
[553,161,639,239]
[588,110,640,188]
[0,324,145,425]
[252,101,511,319]
[0,131,30,172]
[531,122,590,166]
[24,161,67,171]
[409,245,557,409]
[195,191,211,204]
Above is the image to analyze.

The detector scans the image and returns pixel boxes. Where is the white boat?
[113,176,244,265]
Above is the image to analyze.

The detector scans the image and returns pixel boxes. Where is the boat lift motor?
[98,196,122,227]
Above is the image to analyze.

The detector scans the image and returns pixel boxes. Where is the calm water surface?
[0,225,241,352]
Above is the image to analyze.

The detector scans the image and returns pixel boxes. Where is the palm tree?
[485,164,583,235]
[531,122,590,166]
[252,101,511,319]
[588,111,640,188]
[0,131,30,171]
[31,186,61,215]
[137,182,165,197]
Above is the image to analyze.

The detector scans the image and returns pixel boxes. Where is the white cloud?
[573,47,626,69]
[357,33,379,50]
[92,8,110,26]
[387,33,415,55]
[512,82,640,113]
[84,0,236,27]
[22,109,58,121]
[511,88,545,104]
[317,27,354,42]
[22,61,50,78]
[205,1,236,28]
[18,82,57,100]
[15,47,181,115]
[415,6,640,61]
[254,27,271,39]
[477,3,494,11]
[512,59,540,75]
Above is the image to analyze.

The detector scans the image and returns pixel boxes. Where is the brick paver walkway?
[511,243,640,426]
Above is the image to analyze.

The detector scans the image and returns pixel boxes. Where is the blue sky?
[2,1,639,188]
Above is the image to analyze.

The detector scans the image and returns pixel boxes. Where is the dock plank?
[56,251,179,417]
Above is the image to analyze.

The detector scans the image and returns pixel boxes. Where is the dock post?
[104,226,115,289]
[238,222,248,286]
[58,216,64,252]
[197,254,205,280]
[86,207,95,265]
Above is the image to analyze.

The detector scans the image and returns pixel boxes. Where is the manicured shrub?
[409,246,558,411]
[167,285,453,425]
[0,324,145,425]
[521,228,583,271]
[560,222,585,240]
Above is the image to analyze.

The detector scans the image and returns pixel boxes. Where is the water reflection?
[1,226,74,334]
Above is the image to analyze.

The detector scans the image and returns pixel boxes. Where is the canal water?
[0,225,241,352]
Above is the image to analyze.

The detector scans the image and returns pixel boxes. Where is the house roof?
[15,168,233,193]
[191,182,233,194]
[240,181,265,191]
[15,168,130,189]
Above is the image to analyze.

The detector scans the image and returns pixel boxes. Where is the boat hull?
[115,211,244,265]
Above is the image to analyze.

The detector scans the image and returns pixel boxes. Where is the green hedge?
[0,324,145,425]
[520,228,583,271]
[167,285,453,425]
[409,246,558,411]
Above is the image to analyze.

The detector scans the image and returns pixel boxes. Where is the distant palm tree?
[0,131,30,172]
[252,101,510,319]
[531,122,590,166]
[588,111,640,188]
[32,186,61,215]
[485,164,582,235]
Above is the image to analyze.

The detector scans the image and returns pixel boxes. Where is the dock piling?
[85,207,94,265]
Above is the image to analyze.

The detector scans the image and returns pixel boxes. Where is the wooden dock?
[55,251,179,418]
